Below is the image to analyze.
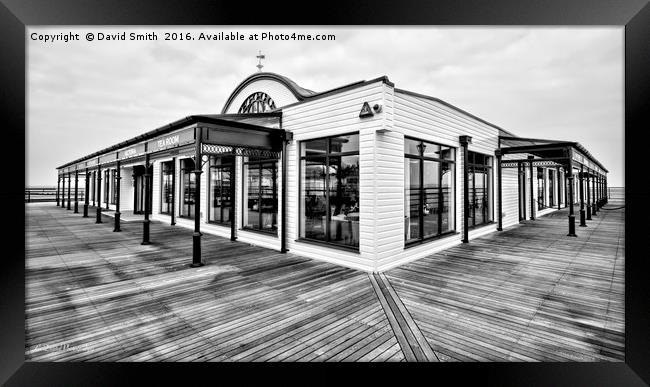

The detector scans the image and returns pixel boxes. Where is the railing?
[25,187,86,203]
[608,186,624,200]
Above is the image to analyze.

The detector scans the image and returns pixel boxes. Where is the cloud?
[27,26,623,186]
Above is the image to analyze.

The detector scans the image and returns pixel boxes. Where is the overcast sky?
[27,26,623,186]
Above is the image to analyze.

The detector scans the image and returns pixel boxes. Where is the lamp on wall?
[193,154,210,168]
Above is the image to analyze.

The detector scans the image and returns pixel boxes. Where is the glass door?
[468,169,475,227]
[134,174,145,214]
[475,169,487,225]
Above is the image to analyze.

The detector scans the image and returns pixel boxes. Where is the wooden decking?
[385,201,625,361]
[26,205,403,362]
[25,201,625,362]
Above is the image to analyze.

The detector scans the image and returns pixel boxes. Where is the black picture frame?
[4,0,649,385]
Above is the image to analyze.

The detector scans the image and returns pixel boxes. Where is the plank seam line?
[378,273,440,362]
[368,273,415,361]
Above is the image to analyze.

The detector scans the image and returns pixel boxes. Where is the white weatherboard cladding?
[501,153,524,228]
[374,90,501,271]
[373,84,404,268]
[119,166,133,211]
[282,81,385,272]
[223,78,300,114]
[152,161,160,214]
[501,166,519,228]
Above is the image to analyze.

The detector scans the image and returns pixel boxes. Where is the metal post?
[114,160,122,232]
[280,134,290,253]
[460,136,472,243]
[74,170,79,213]
[230,160,236,242]
[557,166,561,210]
[495,150,503,231]
[605,176,608,204]
[566,165,577,237]
[528,156,535,220]
[191,128,204,267]
[96,164,102,223]
[142,154,151,245]
[519,162,526,221]
[171,157,176,226]
[91,171,96,207]
[67,173,72,210]
[578,167,586,227]
[56,175,60,206]
[586,172,592,220]
[83,168,89,217]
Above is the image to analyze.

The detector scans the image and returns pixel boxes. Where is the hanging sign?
[148,128,194,153]
[571,150,585,164]
[119,143,146,160]
[99,152,118,165]
[359,102,374,118]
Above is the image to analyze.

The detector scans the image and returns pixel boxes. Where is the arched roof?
[221,72,317,114]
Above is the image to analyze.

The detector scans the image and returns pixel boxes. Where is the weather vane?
[256,50,265,72]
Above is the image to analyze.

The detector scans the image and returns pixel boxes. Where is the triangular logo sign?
[359,102,374,118]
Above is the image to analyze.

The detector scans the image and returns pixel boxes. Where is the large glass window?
[243,156,278,233]
[300,133,359,248]
[537,167,546,210]
[467,151,492,227]
[405,138,456,243]
[180,158,196,218]
[160,161,174,214]
[208,155,234,226]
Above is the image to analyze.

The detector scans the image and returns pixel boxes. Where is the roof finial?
[256,50,265,72]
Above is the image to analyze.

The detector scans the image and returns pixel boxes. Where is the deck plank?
[385,202,625,362]
[25,201,624,362]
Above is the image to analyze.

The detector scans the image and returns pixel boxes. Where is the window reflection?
[404,137,456,243]
[180,158,195,218]
[243,157,278,233]
[300,134,359,248]
[161,161,173,214]
[467,151,492,227]
[208,156,234,225]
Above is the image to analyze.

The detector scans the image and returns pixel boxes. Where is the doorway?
[133,165,152,215]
